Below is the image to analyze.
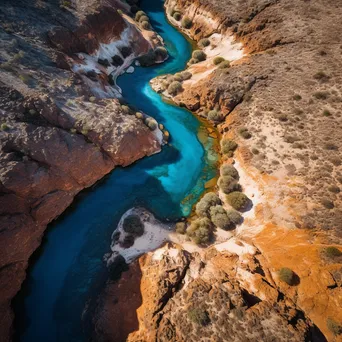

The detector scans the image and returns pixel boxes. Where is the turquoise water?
[14,0,218,341]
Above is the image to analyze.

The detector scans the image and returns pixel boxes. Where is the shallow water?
[14,0,218,341]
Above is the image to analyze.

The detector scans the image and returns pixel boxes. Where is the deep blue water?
[14,0,218,341]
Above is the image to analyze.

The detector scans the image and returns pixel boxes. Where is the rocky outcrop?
[94,242,324,342]
[0,0,165,340]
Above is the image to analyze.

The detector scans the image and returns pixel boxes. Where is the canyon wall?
[0,0,164,340]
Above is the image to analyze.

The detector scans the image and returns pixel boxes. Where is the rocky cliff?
[0,0,165,340]
[92,0,342,341]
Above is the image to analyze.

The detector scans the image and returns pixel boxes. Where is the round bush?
[220,164,239,179]
[226,209,243,225]
[195,192,221,217]
[188,58,199,65]
[181,71,192,80]
[141,21,150,30]
[207,110,222,122]
[324,246,342,258]
[186,217,213,245]
[175,222,187,234]
[218,176,241,194]
[225,191,250,211]
[210,205,231,230]
[181,16,192,28]
[239,127,252,139]
[198,38,210,48]
[121,105,130,114]
[219,60,230,69]
[213,56,225,65]
[188,308,210,326]
[173,73,184,82]
[135,10,146,21]
[135,112,143,119]
[123,215,144,236]
[168,81,182,95]
[192,50,206,62]
[221,139,238,155]
[327,318,342,336]
[145,117,158,130]
[278,267,294,285]
[173,12,181,21]
[155,46,168,59]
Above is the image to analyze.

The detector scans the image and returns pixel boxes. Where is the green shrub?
[192,50,206,62]
[168,81,182,95]
[155,46,168,59]
[238,127,251,139]
[321,198,334,209]
[219,60,230,69]
[195,192,221,217]
[210,205,231,230]
[278,267,294,285]
[226,209,243,225]
[188,58,199,65]
[313,71,329,82]
[328,185,340,193]
[145,117,158,130]
[173,73,184,82]
[220,164,239,179]
[218,176,241,194]
[181,71,192,80]
[323,109,331,117]
[207,110,222,122]
[135,112,143,119]
[221,139,238,155]
[89,96,96,102]
[327,318,342,336]
[198,38,210,48]
[173,12,181,21]
[121,105,131,114]
[225,191,250,211]
[135,10,146,21]
[186,217,213,245]
[313,91,329,100]
[0,123,9,131]
[141,21,150,30]
[181,16,192,28]
[175,222,187,234]
[293,94,302,101]
[323,247,342,258]
[123,215,144,236]
[213,56,225,65]
[188,308,210,326]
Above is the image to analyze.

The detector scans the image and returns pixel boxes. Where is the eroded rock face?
[0,0,163,340]
[93,243,320,342]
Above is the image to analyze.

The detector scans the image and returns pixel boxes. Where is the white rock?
[126,66,134,73]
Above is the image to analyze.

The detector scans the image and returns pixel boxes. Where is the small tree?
[195,192,221,217]
[213,56,225,65]
[145,117,158,130]
[175,222,186,234]
[207,110,222,122]
[221,139,238,155]
[278,267,294,285]
[181,71,192,80]
[181,16,192,28]
[225,191,250,211]
[168,81,182,95]
[155,46,168,59]
[327,318,342,336]
[188,308,210,326]
[220,164,239,179]
[141,21,150,30]
[186,217,213,245]
[210,205,231,230]
[173,12,181,21]
[323,246,342,258]
[192,50,206,62]
[135,10,146,21]
[218,176,241,194]
[198,38,210,48]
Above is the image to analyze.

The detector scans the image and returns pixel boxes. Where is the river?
[14,0,218,340]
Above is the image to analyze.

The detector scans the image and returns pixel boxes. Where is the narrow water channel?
[14,0,218,340]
